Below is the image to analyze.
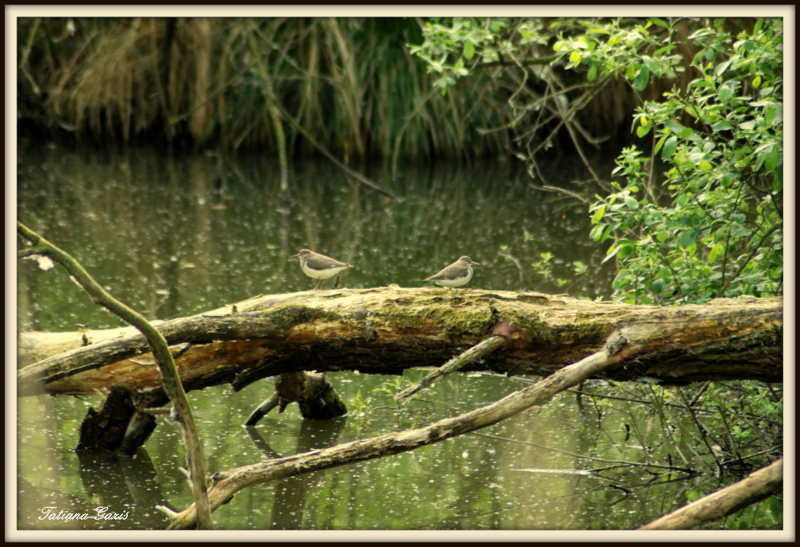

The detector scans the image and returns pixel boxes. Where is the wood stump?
[245,371,347,426]
[76,385,156,457]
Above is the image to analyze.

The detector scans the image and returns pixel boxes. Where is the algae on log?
[17,288,783,400]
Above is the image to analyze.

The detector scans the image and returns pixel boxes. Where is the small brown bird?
[424,256,481,291]
[291,249,353,290]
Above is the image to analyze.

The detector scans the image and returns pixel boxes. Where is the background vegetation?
[19,18,511,161]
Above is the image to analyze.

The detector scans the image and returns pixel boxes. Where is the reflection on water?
[18,372,721,530]
[17,144,615,333]
[16,145,721,531]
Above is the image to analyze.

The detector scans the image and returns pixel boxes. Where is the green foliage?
[719,497,783,530]
[586,18,783,304]
[552,18,685,89]
[410,17,782,304]
[349,389,374,415]
[370,375,412,396]
[531,252,588,289]
[703,381,783,457]
[409,18,549,94]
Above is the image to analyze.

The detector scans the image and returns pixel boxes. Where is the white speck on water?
[26,254,55,270]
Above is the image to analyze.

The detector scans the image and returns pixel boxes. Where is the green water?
[14,145,781,532]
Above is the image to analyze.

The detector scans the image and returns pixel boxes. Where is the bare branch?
[16,222,215,530]
[638,458,783,530]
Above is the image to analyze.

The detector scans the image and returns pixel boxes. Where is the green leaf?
[612,272,631,289]
[662,136,678,159]
[590,224,606,241]
[714,59,733,77]
[464,40,475,60]
[764,145,781,173]
[654,135,667,154]
[752,74,762,88]
[636,123,651,138]
[711,120,732,132]
[632,65,650,91]
[718,84,733,103]
[708,244,724,264]
[602,244,621,263]
[569,51,582,66]
[624,195,639,210]
[680,231,697,247]
[653,44,676,56]
[591,204,606,224]
[617,244,634,259]
[648,17,668,28]
[587,65,598,82]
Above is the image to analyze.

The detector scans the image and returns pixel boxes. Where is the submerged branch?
[472,432,697,474]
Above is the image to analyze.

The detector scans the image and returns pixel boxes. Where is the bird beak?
[289,254,299,261]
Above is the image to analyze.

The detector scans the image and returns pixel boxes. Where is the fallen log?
[17,289,782,401]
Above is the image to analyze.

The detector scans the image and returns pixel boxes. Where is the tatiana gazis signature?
[38,506,129,522]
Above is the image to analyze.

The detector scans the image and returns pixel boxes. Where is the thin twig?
[471,432,696,473]
[394,336,506,400]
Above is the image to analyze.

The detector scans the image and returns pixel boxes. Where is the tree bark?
[17,289,782,401]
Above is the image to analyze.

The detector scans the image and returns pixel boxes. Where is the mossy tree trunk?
[18,289,782,405]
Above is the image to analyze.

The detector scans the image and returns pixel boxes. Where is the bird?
[424,256,481,291]
[290,249,353,290]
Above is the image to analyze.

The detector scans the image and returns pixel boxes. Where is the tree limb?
[638,458,783,530]
[18,290,783,399]
[166,340,622,529]
[395,335,506,400]
[16,222,215,530]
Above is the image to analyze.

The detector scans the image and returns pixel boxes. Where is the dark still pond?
[15,146,782,534]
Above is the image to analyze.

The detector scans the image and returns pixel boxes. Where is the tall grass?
[18,17,514,160]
